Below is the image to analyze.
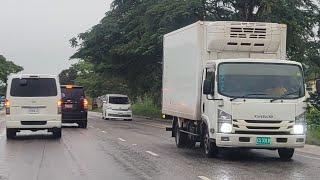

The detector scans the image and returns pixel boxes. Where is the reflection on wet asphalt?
[0,112,319,180]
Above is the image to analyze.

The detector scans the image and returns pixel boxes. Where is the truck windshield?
[218,63,305,99]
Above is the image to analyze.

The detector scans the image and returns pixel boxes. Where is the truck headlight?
[293,125,304,134]
[218,109,232,133]
[293,113,306,134]
[220,123,232,133]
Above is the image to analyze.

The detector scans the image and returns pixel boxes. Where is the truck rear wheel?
[278,148,294,160]
[203,128,219,157]
[175,121,187,148]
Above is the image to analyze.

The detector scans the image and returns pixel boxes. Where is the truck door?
[201,66,218,137]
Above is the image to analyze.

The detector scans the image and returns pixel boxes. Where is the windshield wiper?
[270,89,301,102]
[230,93,268,101]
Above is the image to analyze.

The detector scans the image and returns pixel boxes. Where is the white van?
[102,94,132,121]
[5,74,62,139]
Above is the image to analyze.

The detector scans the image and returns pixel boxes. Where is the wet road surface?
[0,111,320,180]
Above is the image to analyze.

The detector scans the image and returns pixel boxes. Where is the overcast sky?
[0,0,112,74]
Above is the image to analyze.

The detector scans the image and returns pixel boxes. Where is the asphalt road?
[0,111,320,180]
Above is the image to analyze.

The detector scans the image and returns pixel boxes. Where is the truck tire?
[175,122,187,148]
[278,148,294,160]
[6,128,16,139]
[53,128,62,139]
[203,128,219,157]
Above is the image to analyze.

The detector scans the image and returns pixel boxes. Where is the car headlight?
[218,109,232,133]
[293,113,306,134]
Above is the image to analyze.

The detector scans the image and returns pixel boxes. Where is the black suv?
[61,85,88,128]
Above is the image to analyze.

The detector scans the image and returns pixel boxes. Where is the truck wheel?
[6,128,16,139]
[175,122,187,148]
[203,128,218,157]
[53,128,62,139]
[278,148,294,160]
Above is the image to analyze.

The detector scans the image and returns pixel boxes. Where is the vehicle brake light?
[58,99,63,114]
[66,85,73,89]
[83,98,88,110]
[5,99,10,115]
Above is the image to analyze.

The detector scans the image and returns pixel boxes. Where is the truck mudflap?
[215,133,306,148]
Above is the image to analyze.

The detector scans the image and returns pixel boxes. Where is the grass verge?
[91,107,102,113]
[132,99,162,119]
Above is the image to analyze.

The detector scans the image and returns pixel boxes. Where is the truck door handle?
[202,103,205,112]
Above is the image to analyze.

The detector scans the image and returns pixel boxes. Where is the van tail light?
[58,99,63,114]
[83,98,88,111]
[5,99,10,115]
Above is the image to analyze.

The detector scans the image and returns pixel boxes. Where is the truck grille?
[233,119,293,134]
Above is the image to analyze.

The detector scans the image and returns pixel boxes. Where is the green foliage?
[306,107,320,145]
[67,0,320,103]
[0,55,23,95]
[132,95,162,118]
[307,107,320,129]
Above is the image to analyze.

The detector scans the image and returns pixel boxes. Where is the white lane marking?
[118,138,126,142]
[198,176,211,180]
[145,151,159,157]
[101,131,106,133]
[296,153,320,161]
[89,126,94,128]
[132,144,137,146]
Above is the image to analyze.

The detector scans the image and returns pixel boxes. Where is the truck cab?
[201,59,306,157]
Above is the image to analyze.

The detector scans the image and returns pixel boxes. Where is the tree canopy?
[65,0,320,103]
[0,54,23,95]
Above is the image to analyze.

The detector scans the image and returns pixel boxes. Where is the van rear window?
[61,87,85,99]
[109,97,129,104]
[10,78,58,97]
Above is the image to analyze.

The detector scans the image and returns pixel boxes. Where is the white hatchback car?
[5,74,62,139]
[102,94,132,121]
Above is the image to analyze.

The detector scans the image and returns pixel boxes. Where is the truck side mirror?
[316,79,320,94]
[203,80,213,95]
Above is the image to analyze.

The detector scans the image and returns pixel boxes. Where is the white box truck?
[163,21,308,160]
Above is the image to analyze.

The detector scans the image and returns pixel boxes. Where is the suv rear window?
[10,78,58,97]
[109,97,129,104]
[61,87,85,99]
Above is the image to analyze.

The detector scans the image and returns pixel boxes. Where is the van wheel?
[203,128,219,157]
[6,128,16,139]
[53,128,62,139]
[278,148,294,160]
[175,122,187,148]
[78,121,87,129]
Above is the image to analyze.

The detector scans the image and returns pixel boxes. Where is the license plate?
[256,137,271,145]
[28,108,39,114]
[65,104,73,109]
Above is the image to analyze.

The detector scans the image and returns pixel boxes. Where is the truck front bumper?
[216,133,305,148]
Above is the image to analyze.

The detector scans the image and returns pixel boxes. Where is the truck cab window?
[205,68,215,94]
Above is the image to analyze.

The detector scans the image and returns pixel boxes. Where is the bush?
[132,95,161,118]
[306,107,320,145]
